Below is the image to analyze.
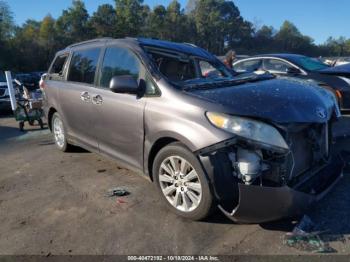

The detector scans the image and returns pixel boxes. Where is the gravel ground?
[0,115,350,255]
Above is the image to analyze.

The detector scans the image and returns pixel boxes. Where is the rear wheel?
[52,112,71,152]
[38,118,44,129]
[153,142,214,220]
[19,121,24,131]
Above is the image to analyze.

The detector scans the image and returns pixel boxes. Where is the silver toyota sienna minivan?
[42,37,343,223]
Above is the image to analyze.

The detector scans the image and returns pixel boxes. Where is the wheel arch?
[146,134,196,181]
[47,107,57,131]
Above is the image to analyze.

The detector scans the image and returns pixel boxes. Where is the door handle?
[80,91,91,102]
[92,94,103,105]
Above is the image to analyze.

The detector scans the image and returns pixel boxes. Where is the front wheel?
[153,142,214,220]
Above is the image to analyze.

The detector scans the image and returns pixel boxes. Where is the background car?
[232,54,350,111]
[334,57,350,67]
[15,73,40,90]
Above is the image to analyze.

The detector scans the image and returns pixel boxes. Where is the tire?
[38,118,44,129]
[19,121,24,131]
[153,142,214,220]
[51,112,71,152]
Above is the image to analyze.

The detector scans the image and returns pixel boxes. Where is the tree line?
[0,0,349,72]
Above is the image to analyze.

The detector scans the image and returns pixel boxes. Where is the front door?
[92,45,146,169]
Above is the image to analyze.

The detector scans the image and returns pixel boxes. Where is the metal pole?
[5,71,17,111]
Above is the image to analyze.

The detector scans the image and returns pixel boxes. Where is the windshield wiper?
[183,73,275,91]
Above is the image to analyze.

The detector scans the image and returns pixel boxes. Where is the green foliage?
[0,0,14,39]
[90,4,117,37]
[115,0,146,37]
[0,0,349,72]
[0,0,14,69]
[144,5,167,39]
[56,0,91,45]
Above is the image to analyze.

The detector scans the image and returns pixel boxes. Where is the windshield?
[145,47,233,85]
[294,56,329,71]
[0,71,6,82]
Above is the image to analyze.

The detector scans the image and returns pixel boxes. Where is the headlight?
[206,112,289,150]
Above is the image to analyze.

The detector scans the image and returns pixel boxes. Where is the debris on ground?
[117,197,128,204]
[290,215,315,236]
[284,215,336,253]
[97,169,107,173]
[106,187,130,198]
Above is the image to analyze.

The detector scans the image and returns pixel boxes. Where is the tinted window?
[68,48,101,84]
[99,46,140,88]
[233,59,262,73]
[293,56,329,71]
[49,54,69,81]
[264,59,293,73]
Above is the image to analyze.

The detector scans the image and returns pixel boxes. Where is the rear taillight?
[39,73,48,89]
[335,90,342,100]
[39,78,46,89]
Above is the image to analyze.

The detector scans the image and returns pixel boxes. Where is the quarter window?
[49,54,69,81]
[99,46,140,88]
[68,48,101,84]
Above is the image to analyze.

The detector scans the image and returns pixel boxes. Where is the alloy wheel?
[158,156,202,212]
[53,117,65,149]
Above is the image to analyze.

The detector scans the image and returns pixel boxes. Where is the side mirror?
[286,67,302,75]
[109,75,139,94]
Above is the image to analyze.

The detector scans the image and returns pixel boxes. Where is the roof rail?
[67,37,114,49]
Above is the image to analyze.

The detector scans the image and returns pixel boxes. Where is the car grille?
[288,123,329,179]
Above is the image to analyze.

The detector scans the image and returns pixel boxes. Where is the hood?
[319,63,350,77]
[188,77,337,124]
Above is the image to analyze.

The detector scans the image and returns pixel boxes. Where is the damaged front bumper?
[217,154,344,223]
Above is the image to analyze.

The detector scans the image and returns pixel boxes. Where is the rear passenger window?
[68,48,101,84]
[99,46,140,88]
[50,54,68,80]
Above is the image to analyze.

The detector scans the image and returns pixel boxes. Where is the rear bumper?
[218,154,344,223]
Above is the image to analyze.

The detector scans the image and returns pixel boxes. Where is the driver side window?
[99,46,140,88]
